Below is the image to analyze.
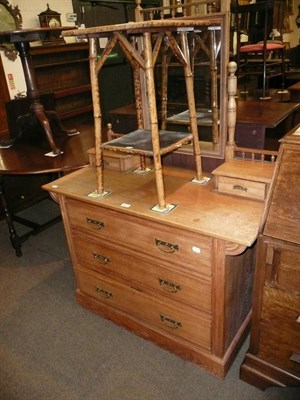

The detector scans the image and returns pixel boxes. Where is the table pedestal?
[0,27,79,155]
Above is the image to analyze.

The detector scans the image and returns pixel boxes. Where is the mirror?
[0,0,23,61]
[154,12,229,159]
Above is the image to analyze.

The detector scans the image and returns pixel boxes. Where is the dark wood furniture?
[0,125,94,256]
[108,100,300,151]
[235,100,300,149]
[240,125,300,390]
[0,27,78,155]
[29,42,92,120]
[288,81,300,103]
[44,164,264,378]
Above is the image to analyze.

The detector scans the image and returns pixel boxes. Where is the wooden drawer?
[87,148,140,172]
[76,267,211,350]
[258,322,300,375]
[215,176,267,200]
[66,199,212,277]
[261,286,300,330]
[71,235,211,314]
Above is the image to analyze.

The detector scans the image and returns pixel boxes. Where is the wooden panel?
[258,322,300,375]
[265,244,300,293]
[261,286,300,330]
[264,146,300,244]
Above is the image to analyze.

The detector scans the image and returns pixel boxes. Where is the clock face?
[48,17,61,27]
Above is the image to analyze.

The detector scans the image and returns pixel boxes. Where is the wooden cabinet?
[240,126,300,389]
[44,165,265,378]
[29,42,92,120]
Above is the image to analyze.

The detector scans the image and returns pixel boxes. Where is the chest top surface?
[44,166,264,247]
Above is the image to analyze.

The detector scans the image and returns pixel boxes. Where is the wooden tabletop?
[236,100,300,128]
[0,125,95,175]
[43,165,264,247]
[0,27,74,44]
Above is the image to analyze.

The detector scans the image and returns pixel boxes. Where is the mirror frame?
[0,0,23,61]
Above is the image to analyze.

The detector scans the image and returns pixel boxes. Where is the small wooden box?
[87,147,140,172]
[212,159,275,201]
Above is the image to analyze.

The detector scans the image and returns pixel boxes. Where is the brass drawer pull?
[233,184,247,192]
[155,239,179,253]
[86,218,104,230]
[93,252,111,265]
[158,278,181,293]
[160,314,182,329]
[96,287,112,299]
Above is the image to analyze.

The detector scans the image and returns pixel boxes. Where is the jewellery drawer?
[215,176,267,201]
[76,267,211,350]
[72,235,212,314]
[66,199,212,277]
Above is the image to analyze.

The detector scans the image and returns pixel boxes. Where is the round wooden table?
[0,125,95,256]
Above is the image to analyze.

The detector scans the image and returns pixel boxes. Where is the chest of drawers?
[44,166,264,378]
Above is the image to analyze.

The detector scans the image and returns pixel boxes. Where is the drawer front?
[76,267,211,350]
[261,286,300,331]
[217,176,267,200]
[72,235,212,314]
[258,322,300,375]
[66,199,212,277]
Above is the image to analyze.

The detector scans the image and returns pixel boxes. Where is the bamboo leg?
[132,63,147,170]
[160,46,169,131]
[144,32,166,210]
[89,37,104,194]
[180,31,203,181]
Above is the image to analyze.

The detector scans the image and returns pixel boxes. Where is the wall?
[0,0,76,98]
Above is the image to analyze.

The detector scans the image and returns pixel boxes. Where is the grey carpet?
[0,201,299,400]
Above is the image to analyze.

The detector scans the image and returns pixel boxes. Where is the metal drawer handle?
[160,314,182,329]
[96,287,112,299]
[86,218,105,230]
[233,184,247,192]
[158,278,181,293]
[93,252,111,265]
[155,239,179,253]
